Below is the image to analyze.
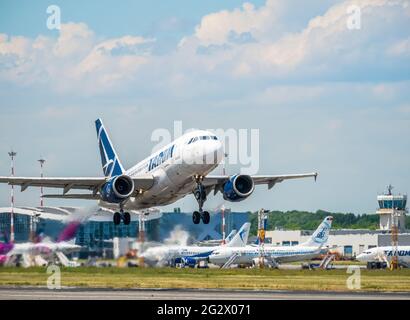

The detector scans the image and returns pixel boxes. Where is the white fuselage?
[356,246,410,264]
[209,244,322,266]
[99,130,223,210]
[9,241,81,256]
[142,244,218,266]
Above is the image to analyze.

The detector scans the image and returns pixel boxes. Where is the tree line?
[247,209,410,235]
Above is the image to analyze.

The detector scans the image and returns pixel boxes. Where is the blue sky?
[0,0,409,214]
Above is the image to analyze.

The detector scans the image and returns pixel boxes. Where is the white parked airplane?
[0,221,82,266]
[209,216,333,267]
[0,119,317,225]
[196,229,237,246]
[141,222,250,267]
[356,246,410,267]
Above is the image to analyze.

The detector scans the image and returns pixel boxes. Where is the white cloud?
[53,22,94,58]
[72,35,155,90]
[178,0,410,78]
[0,0,409,94]
[0,23,155,93]
[193,1,282,46]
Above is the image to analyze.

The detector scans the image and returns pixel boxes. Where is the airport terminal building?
[0,188,407,259]
[266,191,409,257]
[0,206,249,258]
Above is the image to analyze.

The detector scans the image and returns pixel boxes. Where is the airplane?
[141,222,250,267]
[0,221,81,266]
[195,228,237,246]
[356,246,410,267]
[0,119,318,226]
[209,216,333,268]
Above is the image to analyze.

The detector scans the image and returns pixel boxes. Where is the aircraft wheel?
[113,212,121,225]
[192,211,201,224]
[202,211,210,224]
[123,212,131,225]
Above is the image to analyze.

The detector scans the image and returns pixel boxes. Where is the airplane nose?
[191,140,224,165]
[356,254,366,262]
[213,141,224,164]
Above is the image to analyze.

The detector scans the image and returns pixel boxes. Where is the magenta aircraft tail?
[0,242,14,255]
[57,220,81,243]
[0,255,8,265]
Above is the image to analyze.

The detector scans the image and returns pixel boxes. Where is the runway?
[0,287,409,300]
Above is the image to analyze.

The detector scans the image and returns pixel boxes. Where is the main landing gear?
[192,175,210,225]
[113,205,131,226]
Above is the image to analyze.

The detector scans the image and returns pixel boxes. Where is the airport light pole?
[138,213,146,267]
[221,205,226,244]
[391,207,399,270]
[8,150,17,243]
[38,158,46,207]
[220,152,228,244]
[257,209,269,268]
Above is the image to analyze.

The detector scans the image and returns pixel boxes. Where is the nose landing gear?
[192,175,210,225]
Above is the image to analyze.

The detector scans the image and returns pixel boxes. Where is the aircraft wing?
[203,172,318,193]
[42,193,101,200]
[0,175,154,195]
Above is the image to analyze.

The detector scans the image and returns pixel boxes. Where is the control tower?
[377,185,407,232]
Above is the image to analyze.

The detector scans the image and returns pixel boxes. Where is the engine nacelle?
[100,175,135,203]
[223,174,255,202]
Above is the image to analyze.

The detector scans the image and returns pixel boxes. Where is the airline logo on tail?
[95,119,124,178]
[311,216,333,245]
[227,222,250,247]
[239,228,247,243]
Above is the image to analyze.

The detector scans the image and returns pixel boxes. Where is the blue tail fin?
[95,119,125,177]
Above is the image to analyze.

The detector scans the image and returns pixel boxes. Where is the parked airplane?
[141,222,250,267]
[0,221,81,266]
[0,119,317,226]
[356,246,410,267]
[196,229,237,246]
[209,216,333,268]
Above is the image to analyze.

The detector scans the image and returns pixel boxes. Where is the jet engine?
[223,174,255,202]
[100,175,134,203]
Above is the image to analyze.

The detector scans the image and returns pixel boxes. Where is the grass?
[1,267,410,292]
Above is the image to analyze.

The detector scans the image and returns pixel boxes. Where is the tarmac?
[0,287,409,300]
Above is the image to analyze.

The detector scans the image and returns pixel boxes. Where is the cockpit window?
[188,137,199,144]
[188,135,217,144]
